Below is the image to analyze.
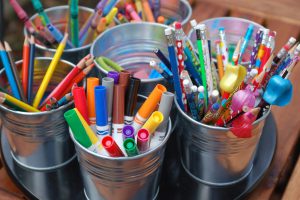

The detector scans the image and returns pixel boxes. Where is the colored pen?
[0,92,39,112]
[124,77,141,125]
[22,36,30,98]
[123,138,139,157]
[95,86,110,141]
[102,135,125,157]
[87,77,99,125]
[33,34,68,108]
[119,70,131,88]
[137,128,150,153]
[73,87,90,124]
[31,0,50,26]
[122,125,135,141]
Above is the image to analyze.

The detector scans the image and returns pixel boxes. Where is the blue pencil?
[0,42,21,100]
[103,0,118,16]
[27,35,36,104]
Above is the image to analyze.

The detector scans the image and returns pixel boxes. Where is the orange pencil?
[141,0,155,22]
[22,35,30,98]
[87,77,99,124]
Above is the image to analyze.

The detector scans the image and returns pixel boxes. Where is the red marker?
[102,136,125,157]
[73,87,90,124]
[137,128,150,153]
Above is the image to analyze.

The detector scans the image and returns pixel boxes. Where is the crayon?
[142,0,155,22]
[124,77,141,125]
[87,77,99,124]
[105,7,118,26]
[95,86,109,140]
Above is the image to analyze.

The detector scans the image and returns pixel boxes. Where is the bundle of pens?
[9,0,120,49]
[64,72,174,157]
[158,19,299,138]
[0,28,94,112]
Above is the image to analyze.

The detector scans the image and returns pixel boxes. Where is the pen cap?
[125,77,141,116]
[113,84,125,124]
[123,138,139,157]
[142,111,164,134]
[107,71,119,84]
[102,77,114,119]
[95,86,108,126]
[122,125,135,140]
[102,135,124,157]
[87,77,99,122]
[64,109,92,148]
[73,87,90,124]
[137,84,167,119]
[157,92,174,132]
[119,70,131,88]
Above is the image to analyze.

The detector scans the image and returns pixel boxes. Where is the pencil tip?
[30,35,35,44]
[4,41,12,51]
[0,41,4,50]
[62,34,69,43]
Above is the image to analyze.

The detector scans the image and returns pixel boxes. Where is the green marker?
[123,138,139,157]
[31,0,51,26]
[70,0,79,47]
[64,109,92,148]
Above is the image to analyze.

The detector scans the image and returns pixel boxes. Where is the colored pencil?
[27,35,36,104]
[0,92,39,112]
[22,36,30,98]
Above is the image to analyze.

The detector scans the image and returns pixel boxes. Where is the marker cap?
[107,71,120,84]
[102,136,124,157]
[122,125,135,140]
[142,111,164,134]
[123,138,139,157]
[95,86,108,126]
[137,128,150,152]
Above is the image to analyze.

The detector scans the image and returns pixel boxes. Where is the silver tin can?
[71,96,172,200]
[0,57,76,171]
[26,6,94,64]
[174,97,271,185]
[91,22,172,96]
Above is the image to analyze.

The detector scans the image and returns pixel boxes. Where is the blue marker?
[239,24,254,63]
[46,24,74,49]
[103,0,118,16]
[95,86,109,140]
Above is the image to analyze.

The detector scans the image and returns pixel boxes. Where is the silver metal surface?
[71,96,172,200]
[0,57,75,170]
[174,97,271,185]
[188,17,266,61]
[91,22,172,96]
[27,6,94,64]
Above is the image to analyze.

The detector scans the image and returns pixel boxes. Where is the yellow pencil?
[33,34,68,108]
[105,7,118,26]
[0,92,39,112]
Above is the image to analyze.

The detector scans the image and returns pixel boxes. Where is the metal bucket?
[174,97,271,185]
[0,57,76,171]
[91,22,173,96]
[26,6,94,64]
[188,17,266,61]
[71,95,172,200]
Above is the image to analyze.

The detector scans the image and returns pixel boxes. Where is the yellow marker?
[105,7,118,26]
[33,34,68,108]
[74,108,104,154]
[0,92,39,112]
[220,64,247,93]
[142,111,164,134]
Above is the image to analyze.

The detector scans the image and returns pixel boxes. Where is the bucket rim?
[91,22,170,83]
[0,57,75,116]
[179,0,192,26]
[25,5,94,53]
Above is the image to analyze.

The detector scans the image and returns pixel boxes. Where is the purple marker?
[107,71,119,84]
[122,125,135,141]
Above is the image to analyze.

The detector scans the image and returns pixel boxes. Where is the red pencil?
[22,36,30,98]
[73,87,90,125]
[39,54,91,109]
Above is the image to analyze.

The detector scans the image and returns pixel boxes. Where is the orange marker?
[87,77,99,125]
[132,84,167,133]
[142,0,155,22]
[157,16,165,24]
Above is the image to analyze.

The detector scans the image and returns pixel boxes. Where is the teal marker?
[70,0,79,47]
[123,138,139,157]
[31,0,51,25]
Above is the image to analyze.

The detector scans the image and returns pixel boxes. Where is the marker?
[137,128,150,153]
[103,0,118,16]
[157,92,174,132]
[123,138,139,157]
[124,77,141,125]
[125,4,142,21]
[105,7,118,26]
[95,86,109,141]
[102,77,114,131]
[102,136,125,157]
[142,111,164,135]
[87,77,99,125]
[132,84,167,133]
[73,87,90,124]
[112,84,125,153]
[107,71,119,84]
[69,0,79,47]
[122,125,135,141]
[119,70,131,88]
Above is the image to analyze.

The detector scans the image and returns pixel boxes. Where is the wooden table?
[1,1,300,199]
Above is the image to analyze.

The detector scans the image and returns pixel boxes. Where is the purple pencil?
[249,29,263,71]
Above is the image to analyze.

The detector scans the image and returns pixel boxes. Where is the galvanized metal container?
[71,96,172,200]
[91,22,172,96]
[26,6,93,64]
[174,98,271,185]
[0,57,76,171]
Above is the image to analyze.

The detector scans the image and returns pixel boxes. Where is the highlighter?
[123,138,139,157]
[87,77,99,125]
[142,111,164,134]
[132,84,167,134]
[102,136,125,157]
[73,87,90,125]
[95,86,109,141]
[137,128,150,153]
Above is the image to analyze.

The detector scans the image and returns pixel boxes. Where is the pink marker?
[137,128,150,153]
[125,4,142,22]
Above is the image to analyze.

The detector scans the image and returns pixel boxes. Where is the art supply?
[122,125,135,141]
[125,4,142,21]
[249,29,263,71]
[70,0,79,47]
[108,71,120,84]
[216,40,224,80]
[103,0,118,16]
[33,34,68,108]
[137,128,150,152]
[102,77,114,130]
[46,23,73,49]
[149,60,173,82]
[87,77,99,125]
[218,27,228,67]
[123,138,139,156]
[0,92,39,112]
[105,7,118,26]
[31,0,51,25]
[132,84,166,133]
[27,35,35,103]
[183,79,199,121]
[142,111,164,134]
[157,92,174,132]
[102,135,125,157]
[73,87,90,124]
[112,84,125,152]
[153,48,171,70]
[119,70,131,87]
[201,103,220,124]
[142,0,155,22]
[239,24,254,63]
[4,42,26,102]
[95,86,109,141]
[57,93,72,107]
[124,77,141,125]
[22,36,30,98]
